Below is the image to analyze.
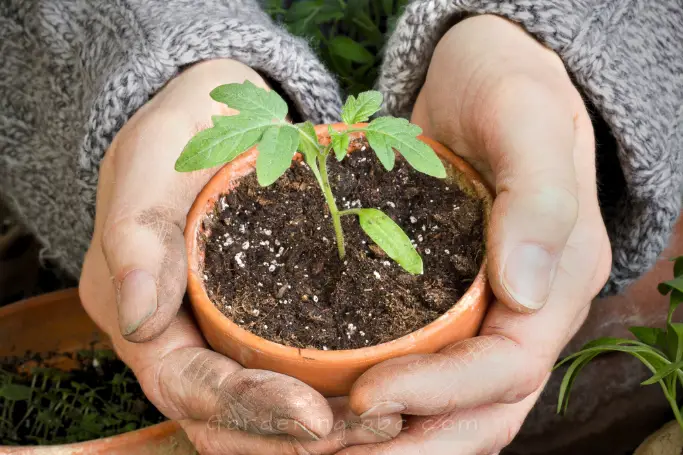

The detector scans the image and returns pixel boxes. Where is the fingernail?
[360,402,405,419]
[503,244,556,310]
[277,419,320,440]
[117,269,158,336]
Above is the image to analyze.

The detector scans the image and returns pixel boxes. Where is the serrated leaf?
[330,128,351,161]
[255,125,299,186]
[328,36,374,63]
[210,81,288,121]
[175,116,273,171]
[365,117,447,178]
[341,91,383,124]
[357,208,422,274]
[630,327,667,348]
[0,384,32,401]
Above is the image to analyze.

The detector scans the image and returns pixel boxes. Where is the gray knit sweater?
[1,0,681,295]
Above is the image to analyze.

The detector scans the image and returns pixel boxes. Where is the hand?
[339,15,612,454]
[79,59,401,454]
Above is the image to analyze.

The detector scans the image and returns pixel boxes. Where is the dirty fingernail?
[117,269,158,336]
[503,244,555,310]
[277,419,321,440]
[360,402,406,419]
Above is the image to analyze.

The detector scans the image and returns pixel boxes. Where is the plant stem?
[338,208,361,217]
[317,153,346,259]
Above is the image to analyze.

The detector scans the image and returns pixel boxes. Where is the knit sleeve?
[378,0,683,295]
[0,0,341,277]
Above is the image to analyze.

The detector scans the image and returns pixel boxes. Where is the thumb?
[482,80,580,312]
[102,204,189,342]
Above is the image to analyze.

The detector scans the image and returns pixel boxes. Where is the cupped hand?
[340,15,613,454]
[79,59,401,454]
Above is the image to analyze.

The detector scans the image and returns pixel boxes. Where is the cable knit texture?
[379,0,683,295]
[0,0,342,277]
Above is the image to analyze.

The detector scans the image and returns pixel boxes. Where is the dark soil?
[202,142,484,350]
[0,350,165,445]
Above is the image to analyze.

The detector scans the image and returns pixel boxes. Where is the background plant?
[175,82,447,274]
[0,350,164,445]
[557,256,683,428]
[263,0,409,95]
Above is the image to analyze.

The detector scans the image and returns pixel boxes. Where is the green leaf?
[357,208,422,274]
[672,256,683,278]
[630,327,667,348]
[329,128,351,161]
[642,359,683,385]
[659,276,683,295]
[557,352,600,414]
[175,116,272,171]
[364,117,447,178]
[296,121,320,162]
[210,81,288,121]
[285,0,323,20]
[255,125,299,186]
[0,384,32,401]
[555,337,660,369]
[555,341,671,414]
[671,290,683,321]
[295,121,323,184]
[328,36,374,63]
[341,91,383,124]
[667,322,683,362]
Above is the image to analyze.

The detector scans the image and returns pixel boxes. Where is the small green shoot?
[175,82,447,274]
[0,350,164,445]
[556,256,683,429]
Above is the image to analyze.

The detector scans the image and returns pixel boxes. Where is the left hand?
[338,15,612,454]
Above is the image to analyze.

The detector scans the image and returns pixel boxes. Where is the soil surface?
[202,143,484,350]
[0,350,165,445]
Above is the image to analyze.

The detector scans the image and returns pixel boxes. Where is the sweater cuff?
[379,0,683,294]
[78,1,341,218]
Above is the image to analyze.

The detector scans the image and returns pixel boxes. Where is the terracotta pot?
[185,123,494,397]
[0,289,193,455]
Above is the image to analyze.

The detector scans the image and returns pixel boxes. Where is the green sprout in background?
[0,350,163,445]
[557,256,683,429]
[175,82,446,274]
[263,0,410,95]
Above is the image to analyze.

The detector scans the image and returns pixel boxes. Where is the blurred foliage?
[264,0,410,95]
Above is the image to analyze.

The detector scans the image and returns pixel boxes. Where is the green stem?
[317,153,346,259]
[663,385,683,431]
[338,208,361,217]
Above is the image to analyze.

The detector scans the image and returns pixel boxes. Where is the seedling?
[0,350,164,445]
[556,256,683,429]
[175,82,446,274]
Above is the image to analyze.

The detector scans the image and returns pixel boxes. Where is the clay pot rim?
[0,289,182,452]
[185,123,493,364]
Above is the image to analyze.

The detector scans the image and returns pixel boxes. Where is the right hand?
[79,59,401,454]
